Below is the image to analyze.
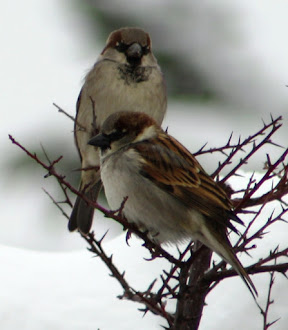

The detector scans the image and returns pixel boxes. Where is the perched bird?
[88,111,258,297]
[68,27,167,234]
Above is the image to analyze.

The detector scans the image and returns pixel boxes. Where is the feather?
[135,132,241,234]
[132,130,257,296]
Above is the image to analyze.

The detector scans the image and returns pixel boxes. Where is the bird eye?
[115,41,128,53]
[142,46,150,55]
[109,129,127,142]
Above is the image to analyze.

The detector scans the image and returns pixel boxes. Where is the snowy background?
[1,1,288,329]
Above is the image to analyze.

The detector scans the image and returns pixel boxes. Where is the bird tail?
[68,180,102,234]
[200,226,258,299]
[219,243,258,299]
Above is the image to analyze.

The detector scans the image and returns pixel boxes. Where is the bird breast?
[100,148,205,244]
[83,60,166,127]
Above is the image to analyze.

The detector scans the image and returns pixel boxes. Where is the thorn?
[99,230,109,243]
[126,230,132,246]
[147,279,157,292]
[227,132,233,145]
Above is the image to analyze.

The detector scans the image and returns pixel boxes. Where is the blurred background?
[1,0,288,251]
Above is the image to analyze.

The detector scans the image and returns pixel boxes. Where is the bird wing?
[134,132,242,233]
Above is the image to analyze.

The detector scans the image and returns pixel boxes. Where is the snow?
[0,238,169,329]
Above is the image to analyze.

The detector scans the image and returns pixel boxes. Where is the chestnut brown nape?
[102,111,157,136]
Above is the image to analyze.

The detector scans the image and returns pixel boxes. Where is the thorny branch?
[255,256,282,330]
[9,134,180,265]
[82,232,174,327]
[9,115,288,329]
[53,103,76,124]
[53,102,86,131]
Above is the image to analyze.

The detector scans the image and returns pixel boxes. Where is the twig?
[8,134,182,266]
[255,257,281,330]
[82,232,174,326]
[53,102,86,131]
[42,188,70,219]
[212,116,283,179]
[53,103,76,123]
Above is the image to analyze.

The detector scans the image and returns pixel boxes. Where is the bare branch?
[42,188,70,219]
[211,116,283,179]
[53,103,76,123]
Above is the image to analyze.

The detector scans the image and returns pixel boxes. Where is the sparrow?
[88,111,258,297]
[68,27,167,234]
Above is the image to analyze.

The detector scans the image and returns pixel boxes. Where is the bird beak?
[88,134,111,149]
[126,42,143,60]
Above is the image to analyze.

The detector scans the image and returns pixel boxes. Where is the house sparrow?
[68,27,167,234]
[88,111,258,297]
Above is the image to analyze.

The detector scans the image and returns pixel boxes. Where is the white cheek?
[134,125,157,142]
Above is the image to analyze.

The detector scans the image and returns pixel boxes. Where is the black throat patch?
[118,64,152,85]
